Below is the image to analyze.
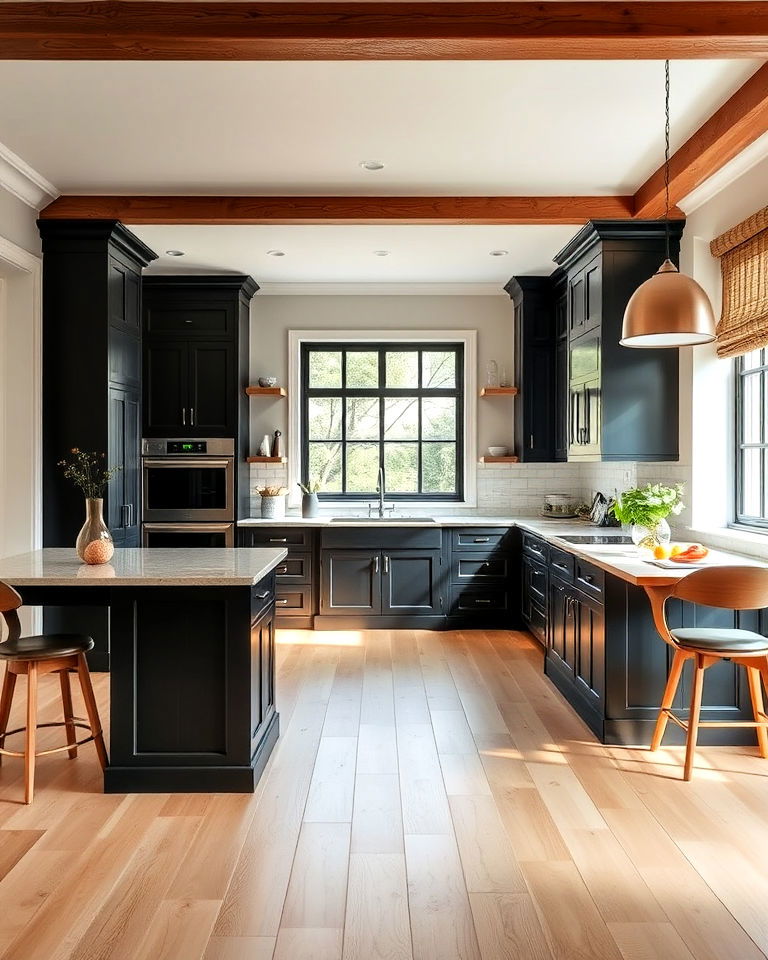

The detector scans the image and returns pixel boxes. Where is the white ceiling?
[134,223,578,286]
[0,59,760,195]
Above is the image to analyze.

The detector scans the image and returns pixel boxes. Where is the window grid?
[301,343,464,501]
[736,348,768,528]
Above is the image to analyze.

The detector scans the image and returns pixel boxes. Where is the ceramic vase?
[631,517,671,557]
[76,498,115,565]
[302,493,320,518]
[260,494,286,519]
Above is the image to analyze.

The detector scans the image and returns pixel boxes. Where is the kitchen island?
[0,547,287,792]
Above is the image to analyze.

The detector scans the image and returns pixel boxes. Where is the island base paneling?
[17,577,279,792]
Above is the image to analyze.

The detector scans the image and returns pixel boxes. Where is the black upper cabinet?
[505,276,557,462]
[142,276,257,439]
[38,219,157,548]
[553,270,568,462]
[554,220,683,462]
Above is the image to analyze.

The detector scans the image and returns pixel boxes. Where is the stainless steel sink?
[560,534,632,544]
[330,516,437,523]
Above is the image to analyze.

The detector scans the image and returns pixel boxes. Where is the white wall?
[677,150,768,554]
[0,184,42,257]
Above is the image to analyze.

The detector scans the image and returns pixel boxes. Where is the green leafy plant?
[610,482,685,527]
[58,448,120,499]
[298,480,321,495]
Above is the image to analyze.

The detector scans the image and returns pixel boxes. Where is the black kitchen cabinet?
[143,276,257,441]
[448,526,518,627]
[38,220,157,669]
[553,270,569,462]
[382,549,442,616]
[554,220,684,462]
[240,526,316,626]
[505,276,556,462]
[321,549,380,615]
[108,386,141,546]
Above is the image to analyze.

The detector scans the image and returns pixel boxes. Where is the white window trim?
[287,329,477,508]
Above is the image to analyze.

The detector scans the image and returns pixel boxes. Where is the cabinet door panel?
[144,342,187,435]
[549,578,569,662]
[584,259,602,331]
[188,341,236,436]
[108,386,140,547]
[321,550,380,614]
[575,593,605,703]
[569,270,586,335]
[382,550,441,616]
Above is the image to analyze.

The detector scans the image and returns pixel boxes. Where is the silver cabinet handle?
[255,591,271,600]
[190,407,195,426]
[529,433,534,449]
[474,537,490,543]
[476,599,491,605]
[269,537,288,543]
[384,555,389,574]
[276,598,288,605]
[182,407,186,425]
[374,555,379,574]
[277,565,288,575]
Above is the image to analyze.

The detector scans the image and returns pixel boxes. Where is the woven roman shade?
[710,206,768,358]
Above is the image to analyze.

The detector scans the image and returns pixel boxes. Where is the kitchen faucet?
[370,465,395,518]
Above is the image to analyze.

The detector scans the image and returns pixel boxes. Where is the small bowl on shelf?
[258,376,278,388]
[487,446,508,457]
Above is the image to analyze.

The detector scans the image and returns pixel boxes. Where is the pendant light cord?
[664,59,671,262]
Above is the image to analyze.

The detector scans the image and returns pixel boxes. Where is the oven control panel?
[142,438,235,457]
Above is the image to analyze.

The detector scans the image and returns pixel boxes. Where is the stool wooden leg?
[59,669,78,760]
[684,654,706,782]
[0,666,17,766]
[24,663,38,804]
[746,664,768,759]
[76,654,107,770]
[650,648,685,752]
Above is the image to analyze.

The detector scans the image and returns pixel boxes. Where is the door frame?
[0,234,42,560]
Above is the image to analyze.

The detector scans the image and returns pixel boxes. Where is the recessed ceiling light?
[267,249,285,257]
[165,249,184,257]
[489,249,509,257]
[359,160,385,171]
[373,250,390,257]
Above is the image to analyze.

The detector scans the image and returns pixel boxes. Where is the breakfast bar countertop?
[0,547,288,587]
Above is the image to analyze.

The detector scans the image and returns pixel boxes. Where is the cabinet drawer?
[549,546,574,582]
[525,557,548,607]
[451,528,513,554]
[522,533,549,563]
[575,559,604,598]
[246,527,313,549]
[144,303,235,337]
[275,553,313,583]
[452,555,510,583]
[450,587,510,613]
[321,527,441,550]
[274,586,313,615]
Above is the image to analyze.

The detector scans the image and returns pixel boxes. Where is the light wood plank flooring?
[0,628,767,960]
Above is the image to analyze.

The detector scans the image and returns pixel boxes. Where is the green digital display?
[182,443,193,451]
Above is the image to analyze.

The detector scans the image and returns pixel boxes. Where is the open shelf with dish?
[246,386,286,397]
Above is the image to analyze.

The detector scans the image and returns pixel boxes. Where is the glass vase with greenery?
[58,449,121,563]
[610,482,685,554]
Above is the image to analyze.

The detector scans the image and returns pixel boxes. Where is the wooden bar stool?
[0,580,107,803]
[646,566,768,780]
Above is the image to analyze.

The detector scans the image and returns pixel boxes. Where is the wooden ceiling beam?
[634,62,768,218]
[38,195,637,226]
[3,2,768,61]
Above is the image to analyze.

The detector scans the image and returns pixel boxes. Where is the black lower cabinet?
[321,549,380,615]
[532,535,761,746]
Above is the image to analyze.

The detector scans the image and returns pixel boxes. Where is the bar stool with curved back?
[0,580,108,803]
[646,565,768,780]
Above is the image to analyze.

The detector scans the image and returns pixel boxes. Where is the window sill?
[684,523,768,561]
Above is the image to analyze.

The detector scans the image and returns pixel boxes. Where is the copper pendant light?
[620,61,716,349]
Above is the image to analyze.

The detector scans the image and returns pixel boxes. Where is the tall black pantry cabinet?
[38,219,157,668]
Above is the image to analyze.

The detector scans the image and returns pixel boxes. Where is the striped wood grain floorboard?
[0,628,766,960]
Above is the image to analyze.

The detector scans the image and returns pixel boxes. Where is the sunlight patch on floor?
[276,628,364,646]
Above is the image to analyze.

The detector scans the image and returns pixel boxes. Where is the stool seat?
[670,627,768,654]
[0,633,94,661]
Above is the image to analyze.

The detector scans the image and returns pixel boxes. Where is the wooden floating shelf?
[245,386,286,397]
[479,456,519,463]
[246,456,287,464]
[480,387,518,397]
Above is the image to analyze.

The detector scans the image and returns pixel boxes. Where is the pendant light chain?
[664,59,671,261]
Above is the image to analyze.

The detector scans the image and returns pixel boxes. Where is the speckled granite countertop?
[0,547,288,587]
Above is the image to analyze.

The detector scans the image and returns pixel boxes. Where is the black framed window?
[736,348,768,529]
[301,343,464,500]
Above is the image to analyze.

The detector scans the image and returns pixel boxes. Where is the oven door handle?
[142,459,233,469]
[142,523,235,532]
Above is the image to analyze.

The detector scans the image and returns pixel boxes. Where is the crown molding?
[679,129,768,215]
[254,282,507,296]
[0,140,58,210]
